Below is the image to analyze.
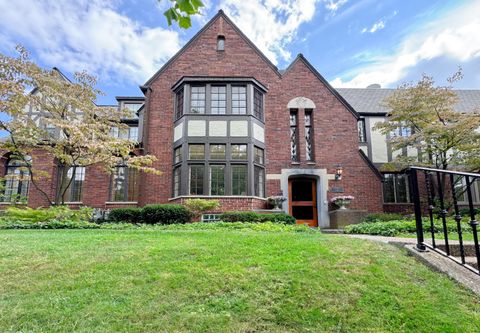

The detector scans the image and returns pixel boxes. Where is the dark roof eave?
[171,76,269,92]
[358,149,383,179]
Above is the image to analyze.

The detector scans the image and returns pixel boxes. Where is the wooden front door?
[288,178,318,227]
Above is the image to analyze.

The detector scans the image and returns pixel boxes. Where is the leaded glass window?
[174,147,182,164]
[61,166,85,202]
[188,144,205,160]
[189,165,204,195]
[290,110,299,161]
[210,165,225,195]
[110,166,139,202]
[254,166,265,197]
[358,119,367,142]
[211,86,226,114]
[231,144,247,160]
[253,88,263,120]
[232,86,247,114]
[232,165,247,195]
[2,158,30,202]
[210,144,226,160]
[190,86,206,114]
[175,88,184,120]
[305,110,314,161]
[254,146,264,164]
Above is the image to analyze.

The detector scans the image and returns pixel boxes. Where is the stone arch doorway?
[288,175,318,227]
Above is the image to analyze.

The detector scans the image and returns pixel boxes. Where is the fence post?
[409,168,426,251]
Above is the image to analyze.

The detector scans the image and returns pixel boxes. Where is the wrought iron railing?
[409,166,480,274]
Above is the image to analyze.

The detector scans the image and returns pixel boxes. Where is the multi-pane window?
[358,119,367,143]
[189,144,205,160]
[173,167,181,197]
[231,144,247,160]
[61,166,85,202]
[231,86,247,114]
[391,124,412,138]
[254,146,264,164]
[254,166,265,197]
[210,144,226,159]
[454,177,480,203]
[189,165,204,195]
[290,110,299,161]
[253,88,263,120]
[110,126,138,142]
[383,173,410,203]
[305,110,314,161]
[110,166,139,202]
[232,165,247,195]
[2,159,30,203]
[190,86,206,114]
[211,86,226,114]
[175,88,184,119]
[174,147,182,164]
[210,165,225,195]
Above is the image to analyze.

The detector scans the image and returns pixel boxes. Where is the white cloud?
[0,0,182,84]
[219,0,320,65]
[332,2,480,88]
[362,19,385,34]
[323,0,348,14]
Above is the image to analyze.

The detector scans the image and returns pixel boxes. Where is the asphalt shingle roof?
[336,88,480,114]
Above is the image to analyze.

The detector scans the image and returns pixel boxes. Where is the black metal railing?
[409,166,480,274]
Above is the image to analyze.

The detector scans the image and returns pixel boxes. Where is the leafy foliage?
[362,212,411,223]
[162,0,204,29]
[184,198,220,220]
[1,206,92,223]
[220,211,296,224]
[0,46,160,205]
[108,207,142,223]
[141,204,192,224]
[344,219,472,237]
[375,69,480,172]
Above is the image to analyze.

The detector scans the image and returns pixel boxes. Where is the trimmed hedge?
[108,208,142,223]
[141,204,192,225]
[219,211,296,224]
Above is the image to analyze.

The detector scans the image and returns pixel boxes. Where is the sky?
[0,0,479,105]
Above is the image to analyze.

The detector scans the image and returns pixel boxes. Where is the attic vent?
[366,84,381,89]
[217,35,225,51]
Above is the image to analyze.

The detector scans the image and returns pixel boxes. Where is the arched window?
[2,158,30,202]
[217,35,225,51]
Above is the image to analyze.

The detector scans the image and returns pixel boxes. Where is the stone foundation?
[328,209,368,229]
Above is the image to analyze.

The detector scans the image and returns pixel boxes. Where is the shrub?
[219,211,296,224]
[141,204,192,224]
[108,208,143,223]
[0,219,100,229]
[458,207,480,216]
[344,219,472,237]
[3,206,92,223]
[184,199,220,221]
[362,213,408,223]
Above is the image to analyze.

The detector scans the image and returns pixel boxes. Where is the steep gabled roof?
[141,10,281,92]
[282,54,359,119]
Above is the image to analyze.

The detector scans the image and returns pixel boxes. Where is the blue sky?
[0,0,479,105]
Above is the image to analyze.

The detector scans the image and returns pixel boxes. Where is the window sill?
[307,162,316,165]
[169,195,267,201]
[291,162,300,165]
[105,201,139,205]
[63,202,83,205]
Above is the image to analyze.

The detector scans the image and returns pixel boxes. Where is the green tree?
[0,46,160,205]
[162,0,204,29]
[375,69,480,173]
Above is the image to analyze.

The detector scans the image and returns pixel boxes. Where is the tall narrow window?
[2,158,30,202]
[174,146,182,164]
[254,146,264,164]
[189,165,204,195]
[175,88,184,120]
[305,110,314,161]
[211,86,226,114]
[232,86,247,114]
[290,110,299,161]
[232,165,247,195]
[190,86,206,114]
[254,166,265,197]
[358,119,367,142]
[253,88,263,120]
[110,166,139,202]
[217,36,225,51]
[62,166,85,202]
[210,165,225,195]
[173,166,181,197]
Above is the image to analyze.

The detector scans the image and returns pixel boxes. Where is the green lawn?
[1,229,480,332]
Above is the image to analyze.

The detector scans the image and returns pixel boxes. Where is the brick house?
[2,10,479,227]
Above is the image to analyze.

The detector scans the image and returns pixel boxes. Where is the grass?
[1,229,480,332]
